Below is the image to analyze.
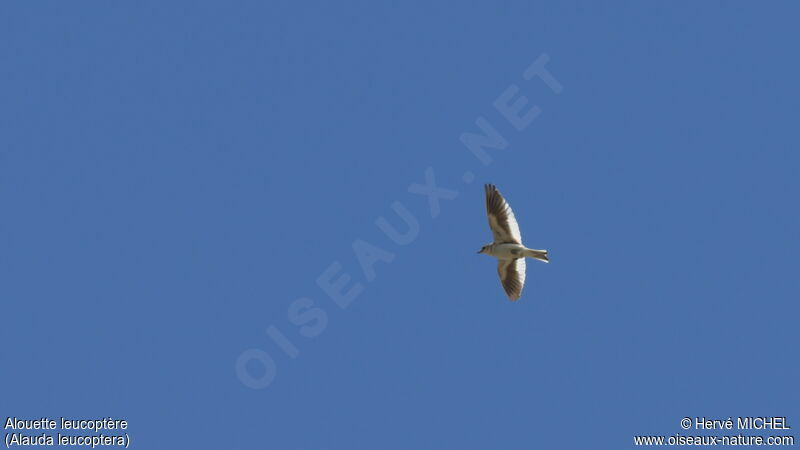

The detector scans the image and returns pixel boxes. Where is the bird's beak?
[477,249,483,254]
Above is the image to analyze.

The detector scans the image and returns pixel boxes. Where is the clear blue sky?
[2,2,798,449]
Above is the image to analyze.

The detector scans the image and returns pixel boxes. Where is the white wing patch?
[485,184,523,244]
[497,258,526,301]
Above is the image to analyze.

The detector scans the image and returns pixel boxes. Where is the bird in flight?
[478,184,549,301]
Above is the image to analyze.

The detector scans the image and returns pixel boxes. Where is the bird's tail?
[524,248,549,263]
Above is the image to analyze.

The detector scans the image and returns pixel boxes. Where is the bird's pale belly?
[489,243,525,259]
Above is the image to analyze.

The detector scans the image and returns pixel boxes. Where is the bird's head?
[477,245,488,254]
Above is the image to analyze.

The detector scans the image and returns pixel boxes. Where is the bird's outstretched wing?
[497,258,526,301]
[485,184,522,244]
